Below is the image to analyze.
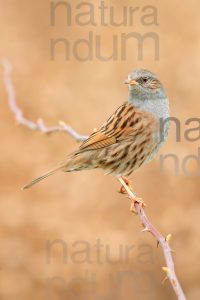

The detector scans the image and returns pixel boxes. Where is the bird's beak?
[123,79,138,85]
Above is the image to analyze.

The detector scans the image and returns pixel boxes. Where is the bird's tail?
[22,166,62,190]
[22,151,92,190]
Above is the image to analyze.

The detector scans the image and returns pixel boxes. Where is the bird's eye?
[142,77,148,83]
[138,77,149,84]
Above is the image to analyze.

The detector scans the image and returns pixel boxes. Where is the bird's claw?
[118,177,133,194]
[130,197,146,214]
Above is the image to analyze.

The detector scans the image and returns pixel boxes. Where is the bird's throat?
[128,92,170,122]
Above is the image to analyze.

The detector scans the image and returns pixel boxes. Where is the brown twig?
[2,60,187,299]
[1,58,88,142]
[118,177,187,300]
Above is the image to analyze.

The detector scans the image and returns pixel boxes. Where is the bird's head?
[124,69,166,100]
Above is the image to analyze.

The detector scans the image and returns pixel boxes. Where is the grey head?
[124,69,170,121]
[125,69,170,153]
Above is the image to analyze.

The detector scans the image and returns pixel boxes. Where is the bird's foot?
[130,197,146,214]
[119,176,133,194]
[117,176,146,214]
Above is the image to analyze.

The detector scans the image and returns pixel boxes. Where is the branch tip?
[1,59,88,141]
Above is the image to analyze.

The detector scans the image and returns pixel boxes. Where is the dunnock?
[23,69,170,197]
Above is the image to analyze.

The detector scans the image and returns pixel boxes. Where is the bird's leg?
[117,176,146,214]
[118,176,133,194]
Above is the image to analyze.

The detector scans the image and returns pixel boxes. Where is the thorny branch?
[1,59,88,142]
[2,60,187,300]
[119,177,187,300]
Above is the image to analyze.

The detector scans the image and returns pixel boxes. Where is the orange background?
[0,0,200,299]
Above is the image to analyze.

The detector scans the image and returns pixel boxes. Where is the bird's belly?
[97,140,155,177]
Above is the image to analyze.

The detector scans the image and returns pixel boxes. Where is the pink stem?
[1,58,88,141]
[119,177,187,300]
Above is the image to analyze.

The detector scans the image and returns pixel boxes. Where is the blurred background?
[0,0,200,299]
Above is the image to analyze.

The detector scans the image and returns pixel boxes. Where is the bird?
[23,69,170,208]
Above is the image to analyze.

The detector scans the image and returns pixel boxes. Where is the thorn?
[162,267,170,273]
[157,241,159,248]
[141,227,149,232]
[161,276,168,285]
[170,249,176,254]
[165,234,172,242]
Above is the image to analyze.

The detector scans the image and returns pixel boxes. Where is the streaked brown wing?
[79,102,155,151]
